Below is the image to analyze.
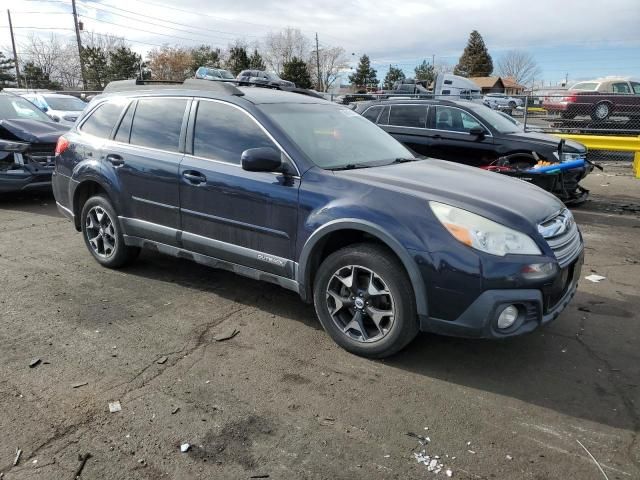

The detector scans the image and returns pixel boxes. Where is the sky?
[1,0,639,86]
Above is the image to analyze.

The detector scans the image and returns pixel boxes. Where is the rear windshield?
[260,103,412,169]
[571,82,599,91]
[44,95,87,111]
[0,95,52,122]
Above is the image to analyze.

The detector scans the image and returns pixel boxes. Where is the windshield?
[0,95,52,122]
[219,70,235,79]
[44,95,87,111]
[466,103,521,134]
[261,103,414,169]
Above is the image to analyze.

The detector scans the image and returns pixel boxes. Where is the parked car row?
[43,78,583,358]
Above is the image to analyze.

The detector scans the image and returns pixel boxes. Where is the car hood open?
[0,119,69,143]
[337,159,565,229]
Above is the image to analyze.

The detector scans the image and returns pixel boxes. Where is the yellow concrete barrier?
[552,134,640,178]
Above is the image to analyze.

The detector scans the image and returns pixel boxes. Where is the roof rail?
[102,78,244,96]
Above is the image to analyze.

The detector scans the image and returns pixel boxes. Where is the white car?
[21,93,87,126]
[483,93,523,110]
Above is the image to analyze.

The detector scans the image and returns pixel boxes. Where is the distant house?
[502,77,526,95]
[469,76,505,94]
[468,76,526,95]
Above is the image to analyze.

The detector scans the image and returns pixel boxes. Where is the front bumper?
[419,253,583,339]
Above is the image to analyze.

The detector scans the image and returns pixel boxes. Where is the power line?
[78,0,260,39]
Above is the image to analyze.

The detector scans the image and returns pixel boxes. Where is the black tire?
[508,101,517,109]
[313,243,419,358]
[591,102,611,121]
[80,195,140,268]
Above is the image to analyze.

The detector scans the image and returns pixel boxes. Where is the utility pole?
[7,10,21,87]
[315,32,322,91]
[71,0,87,90]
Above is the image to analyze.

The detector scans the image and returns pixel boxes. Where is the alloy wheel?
[595,103,609,120]
[85,206,117,259]
[325,265,396,343]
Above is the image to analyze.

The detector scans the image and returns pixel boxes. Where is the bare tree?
[497,50,541,87]
[81,31,127,52]
[19,34,83,89]
[263,28,310,75]
[147,45,193,81]
[309,46,349,92]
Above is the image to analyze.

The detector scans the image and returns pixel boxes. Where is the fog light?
[497,305,519,329]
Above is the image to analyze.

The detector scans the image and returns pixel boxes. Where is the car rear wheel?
[81,195,139,268]
[591,102,611,121]
[313,243,418,358]
[508,101,517,109]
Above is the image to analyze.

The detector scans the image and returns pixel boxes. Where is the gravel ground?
[0,162,638,479]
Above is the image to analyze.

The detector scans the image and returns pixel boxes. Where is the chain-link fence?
[328,89,640,163]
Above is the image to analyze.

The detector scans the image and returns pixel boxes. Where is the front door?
[178,99,299,278]
[105,97,189,246]
[429,105,495,166]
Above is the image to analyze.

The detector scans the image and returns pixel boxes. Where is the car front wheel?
[591,102,611,121]
[81,195,139,268]
[313,243,419,358]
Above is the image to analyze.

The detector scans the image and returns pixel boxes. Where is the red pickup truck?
[543,79,640,121]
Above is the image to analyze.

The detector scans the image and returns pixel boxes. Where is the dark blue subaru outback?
[53,79,583,358]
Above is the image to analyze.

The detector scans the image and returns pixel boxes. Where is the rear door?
[178,99,299,278]
[429,105,495,166]
[377,104,436,156]
[104,96,189,246]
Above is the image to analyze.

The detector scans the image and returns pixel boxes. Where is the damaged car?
[0,92,68,193]
[354,98,593,204]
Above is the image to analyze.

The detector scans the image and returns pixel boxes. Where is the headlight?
[560,151,585,162]
[429,202,542,256]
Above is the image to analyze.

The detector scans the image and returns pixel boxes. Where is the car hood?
[337,159,564,230]
[0,118,69,143]
[503,131,586,153]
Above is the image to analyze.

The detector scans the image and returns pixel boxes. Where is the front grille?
[26,143,56,167]
[538,209,582,268]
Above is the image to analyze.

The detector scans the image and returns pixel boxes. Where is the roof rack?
[102,78,244,96]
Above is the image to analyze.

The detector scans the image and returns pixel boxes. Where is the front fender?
[297,219,429,318]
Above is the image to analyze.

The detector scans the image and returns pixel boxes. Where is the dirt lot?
[0,162,638,479]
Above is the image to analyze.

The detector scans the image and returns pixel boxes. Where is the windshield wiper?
[329,163,374,171]
[392,157,418,163]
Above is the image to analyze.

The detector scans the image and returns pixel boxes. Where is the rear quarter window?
[80,101,126,138]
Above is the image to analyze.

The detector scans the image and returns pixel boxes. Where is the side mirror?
[41,106,49,112]
[469,126,485,137]
[241,147,282,172]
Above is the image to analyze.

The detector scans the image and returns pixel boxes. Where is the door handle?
[183,171,206,185]
[106,154,125,167]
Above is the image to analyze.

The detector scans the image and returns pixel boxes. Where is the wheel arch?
[297,219,428,318]
[72,178,115,231]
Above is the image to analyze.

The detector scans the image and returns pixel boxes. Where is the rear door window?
[631,82,640,94]
[80,101,126,138]
[388,105,428,128]
[612,82,631,94]
[192,100,276,165]
[129,98,187,152]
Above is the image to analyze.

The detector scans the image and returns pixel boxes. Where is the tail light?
[55,136,69,156]
[563,94,577,103]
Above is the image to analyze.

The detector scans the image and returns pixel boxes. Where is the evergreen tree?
[108,47,142,81]
[454,30,493,77]
[383,65,405,89]
[348,54,377,89]
[248,49,266,70]
[414,60,435,85]
[81,46,109,89]
[22,62,62,89]
[281,57,312,88]
[190,45,221,72]
[0,52,16,87]
[225,46,250,76]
